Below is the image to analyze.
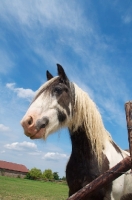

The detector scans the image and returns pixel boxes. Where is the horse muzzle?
[20,115,49,139]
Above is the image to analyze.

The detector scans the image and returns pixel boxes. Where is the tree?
[53,172,59,180]
[29,167,42,180]
[25,172,32,179]
[42,169,54,180]
[61,176,66,181]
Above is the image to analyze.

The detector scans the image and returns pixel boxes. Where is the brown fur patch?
[66,126,112,199]
[120,193,132,200]
[32,76,73,116]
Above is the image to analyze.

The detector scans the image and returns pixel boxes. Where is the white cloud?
[42,152,69,161]
[0,150,5,154]
[122,15,132,24]
[0,1,88,32]
[121,4,132,25]
[6,83,16,90]
[4,141,38,151]
[0,0,94,64]
[6,83,35,101]
[0,124,10,132]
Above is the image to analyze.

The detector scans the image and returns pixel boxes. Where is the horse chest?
[66,151,100,189]
[66,128,110,198]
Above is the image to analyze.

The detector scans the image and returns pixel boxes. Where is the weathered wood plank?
[125,101,132,170]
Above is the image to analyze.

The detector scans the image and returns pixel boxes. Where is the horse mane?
[72,83,112,166]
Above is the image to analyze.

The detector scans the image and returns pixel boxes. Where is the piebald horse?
[21,64,132,200]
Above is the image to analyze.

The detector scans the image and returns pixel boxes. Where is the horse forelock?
[71,83,112,166]
[32,76,59,103]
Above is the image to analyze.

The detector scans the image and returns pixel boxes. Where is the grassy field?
[0,176,69,200]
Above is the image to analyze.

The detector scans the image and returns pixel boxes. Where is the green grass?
[0,176,68,200]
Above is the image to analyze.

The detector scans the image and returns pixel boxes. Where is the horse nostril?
[36,117,49,131]
[42,117,49,127]
[40,124,46,129]
[28,116,33,126]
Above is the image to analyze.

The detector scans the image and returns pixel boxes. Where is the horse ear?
[57,64,68,81]
[46,70,54,80]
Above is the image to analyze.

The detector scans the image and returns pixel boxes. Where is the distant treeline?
[25,167,66,181]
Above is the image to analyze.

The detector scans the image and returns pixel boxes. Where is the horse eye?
[53,87,62,95]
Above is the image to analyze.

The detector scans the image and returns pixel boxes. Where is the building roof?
[0,160,29,173]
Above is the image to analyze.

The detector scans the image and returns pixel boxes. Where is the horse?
[21,64,132,200]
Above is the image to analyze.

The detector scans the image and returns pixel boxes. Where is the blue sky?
[0,0,132,178]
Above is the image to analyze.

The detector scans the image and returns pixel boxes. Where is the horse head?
[21,64,74,139]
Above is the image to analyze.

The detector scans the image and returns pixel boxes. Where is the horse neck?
[69,83,110,166]
[69,125,94,160]
[68,125,107,177]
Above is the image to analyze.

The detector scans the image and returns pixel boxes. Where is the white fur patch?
[104,140,132,199]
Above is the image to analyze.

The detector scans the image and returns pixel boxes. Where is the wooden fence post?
[125,101,132,170]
